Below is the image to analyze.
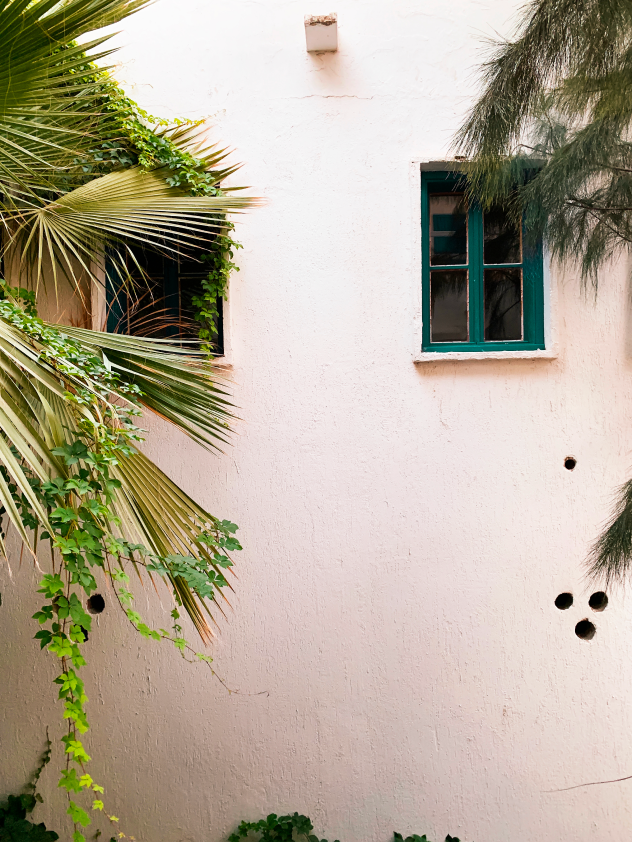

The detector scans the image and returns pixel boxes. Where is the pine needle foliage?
[456,0,632,584]
[588,479,632,586]
[454,0,632,282]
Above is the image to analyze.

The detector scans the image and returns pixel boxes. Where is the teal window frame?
[421,171,545,352]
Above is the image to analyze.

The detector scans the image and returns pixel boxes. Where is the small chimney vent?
[305,13,338,53]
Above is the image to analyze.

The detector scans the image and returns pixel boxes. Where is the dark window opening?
[105,246,224,355]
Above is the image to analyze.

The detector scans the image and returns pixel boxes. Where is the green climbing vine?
[0,285,241,840]
[75,68,243,354]
[1,48,244,840]
[194,227,242,352]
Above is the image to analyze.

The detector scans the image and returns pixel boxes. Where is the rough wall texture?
[3,1,632,841]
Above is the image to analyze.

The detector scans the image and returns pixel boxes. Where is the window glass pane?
[431,270,469,342]
[483,205,521,264]
[484,268,522,341]
[429,193,467,266]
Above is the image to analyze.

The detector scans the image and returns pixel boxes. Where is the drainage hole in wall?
[589,591,608,612]
[564,457,577,471]
[575,619,596,640]
[555,592,574,610]
[86,594,105,615]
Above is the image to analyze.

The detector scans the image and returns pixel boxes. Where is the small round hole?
[564,457,577,471]
[79,626,89,642]
[589,591,608,612]
[575,619,596,640]
[555,592,574,610]
[86,594,105,615]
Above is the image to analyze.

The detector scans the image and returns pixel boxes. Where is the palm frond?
[61,326,235,450]
[0,310,236,638]
[9,165,257,289]
[0,1,152,192]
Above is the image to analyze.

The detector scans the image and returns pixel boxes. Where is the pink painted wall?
[3,2,632,840]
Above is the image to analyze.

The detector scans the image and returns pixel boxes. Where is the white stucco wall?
[3,2,632,841]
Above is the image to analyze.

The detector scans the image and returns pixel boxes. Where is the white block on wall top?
[304,13,337,52]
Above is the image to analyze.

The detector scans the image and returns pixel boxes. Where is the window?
[105,247,224,354]
[421,171,544,352]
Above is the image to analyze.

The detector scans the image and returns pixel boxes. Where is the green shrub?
[228,813,461,842]
[0,795,58,842]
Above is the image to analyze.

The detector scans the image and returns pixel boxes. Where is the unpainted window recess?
[305,13,338,53]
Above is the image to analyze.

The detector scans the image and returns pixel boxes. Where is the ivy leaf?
[52,442,90,466]
[50,507,79,523]
[34,630,53,649]
[67,801,91,827]
[68,593,92,633]
[195,652,213,664]
[32,605,54,624]
[58,769,82,793]
[37,574,65,598]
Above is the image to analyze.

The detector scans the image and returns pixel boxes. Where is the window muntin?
[421,172,544,352]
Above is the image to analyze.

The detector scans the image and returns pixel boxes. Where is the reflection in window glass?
[483,206,521,264]
[431,270,468,342]
[430,193,467,266]
[484,268,522,340]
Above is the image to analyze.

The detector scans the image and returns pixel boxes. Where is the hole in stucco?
[87,594,105,615]
[555,592,573,610]
[589,591,608,612]
[564,457,577,471]
[575,619,596,640]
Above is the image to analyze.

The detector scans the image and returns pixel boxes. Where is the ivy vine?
[0,285,241,840]
[79,71,243,353]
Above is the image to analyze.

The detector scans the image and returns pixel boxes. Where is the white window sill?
[414,348,558,363]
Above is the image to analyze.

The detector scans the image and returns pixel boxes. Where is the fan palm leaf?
[0,312,236,638]
[0,0,253,639]
[61,326,235,450]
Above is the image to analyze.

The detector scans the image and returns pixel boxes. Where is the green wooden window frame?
[421,171,545,352]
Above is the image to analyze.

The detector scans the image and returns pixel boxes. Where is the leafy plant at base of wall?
[0,796,58,842]
[228,815,461,842]
[228,813,339,842]
[1,734,59,842]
